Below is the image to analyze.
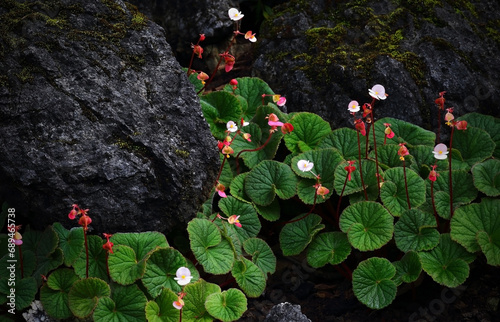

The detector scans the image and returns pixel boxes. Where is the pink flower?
[228,215,242,227]
[398,143,409,160]
[102,233,114,253]
[228,8,244,21]
[432,143,448,160]
[348,100,360,113]
[455,120,467,130]
[191,44,203,59]
[281,123,294,135]
[197,72,209,84]
[68,205,78,220]
[273,95,287,106]
[369,84,387,100]
[354,119,366,136]
[445,108,454,125]
[384,123,395,139]
[429,165,438,182]
[314,184,330,199]
[173,298,184,310]
[222,145,234,158]
[221,53,235,72]
[216,183,227,198]
[243,133,252,142]
[245,31,257,42]
[267,113,284,127]
[344,161,356,181]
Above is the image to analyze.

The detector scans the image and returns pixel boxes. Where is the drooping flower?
[216,183,227,198]
[12,225,23,246]
[68,204,78,220]
[444,108,454,125]
[221,53,235,72]
[226,120,238,132]
[267,113,284,130]
[78,213,92,231]
[102,233,114,253]
[383,123,395,139]
[281,123,294,135]
[191,44,203,59]
[174,267,193,286]
[240,118,249,127]
[230,79,238,91]
[435,91,446,110]
[199,34,206,42]
[369,84,387,100]
[242,133,252,142]
[222,145,234,158]
[354,119,366,136]
[245,30,257,42]
[348,100,360,113]
[428,165,438,182]
[455,120,467,130]
[297,160,314,172]
[228,215,242,228]
[314,183,330,199]
[173,297,185,310]
[228,8,244,21]
[362,103,372,118]
[344,161,356,181]
[197,71,209,85]
[398,143,409,160]
[432,143,448,160]
[272,95,287,107]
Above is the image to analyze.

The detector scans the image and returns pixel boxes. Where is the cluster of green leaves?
[192,75,500,310]
[0,219,247,321]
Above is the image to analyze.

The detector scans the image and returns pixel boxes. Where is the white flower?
[174,267,192,286]
[297,160,314,172]
[432,143,449,160]
[227,120,238,132]
[348,100,360,113]
[369,84,387,100]
[228,8,244,21]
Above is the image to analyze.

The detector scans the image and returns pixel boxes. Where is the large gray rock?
[0,0,219,233]
[264,302,311,322]
[253,0,500,131]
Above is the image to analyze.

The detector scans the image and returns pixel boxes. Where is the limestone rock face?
[253,0,500,130]
[0,0,219,233]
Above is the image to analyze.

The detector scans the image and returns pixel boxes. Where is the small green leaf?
[187,219,234,274]
[40,268,80,319]
[284,112,332,153]
[93,284,147,322]
[245,160,298,206]
[452,126,495,166]
[394,209,440,252]
[68,278,110,318]
[280,213,325,256]
[393,251,422,285]
[108,244,147,285]
[53,223,84,267]
[419,234,474,288]
[317,127,367,160]
[182,279,221,322]
[205,288,247,322]
[201,91,242,140]
[142,247,187,298]
[372,118,436,147]
[472,159,500,197]
[339,201,394,251]
[110,232,168,261]
[231,257,266,297]
[380,167,426,216]
[243,238,276,276]
[307,232,351,267]
[145,288,180,322]
[352,257,397,309]
[74,235,108,281]
[458,113,500,158]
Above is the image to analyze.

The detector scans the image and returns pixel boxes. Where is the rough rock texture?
[0,0,219,234]
[264,302,311,322]
[253,0,500,131]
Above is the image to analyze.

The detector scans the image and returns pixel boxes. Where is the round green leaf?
[110,232,168,261]
[245,160,298,206]
[372,117,436,147]
[93,284,147,322]
[182,279,221,322]
[452,126,495,166]
[339,201,394,251]
[307,232,351,267]
[205,288,247,322]
[187,218,234,274]
[352,257,397,309]
[231,258,266,297]
[458,112,500,158]
[393,251,422,285]
[419,234,473,288]
[108,244,146,285]
[145,288,180,322]
[280,213,325,256]
[219,196,261,241]
[317,127,367,160]
[394,209,440,252]
[40,268,80,319]
[284,112,332,153]
[472,159,500,197]
[292,148,343,204]
[73,235,108,281]
[53,223,84,267]
[451,198,500,259]
[380,167,426,216]
[68,277,110,318]
[229,173,251,203]
[243,238,276,276]
[142,247,187,298]
[200,91,242,140]
[223,77,274,120]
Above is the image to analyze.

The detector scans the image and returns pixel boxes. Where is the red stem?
[281,193,317,225]
[403,159,411,210]
[236,131,273,174]
[357,130,368,200]
[371,110,381,196]
[437,108,442,144]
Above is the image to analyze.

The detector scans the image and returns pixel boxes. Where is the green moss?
[175,149,190,159]
[114,137,147,155]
